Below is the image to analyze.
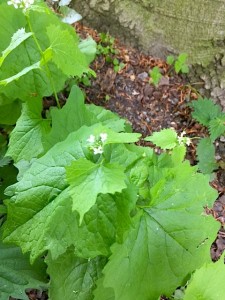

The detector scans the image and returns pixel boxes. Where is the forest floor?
[16,22,225,300]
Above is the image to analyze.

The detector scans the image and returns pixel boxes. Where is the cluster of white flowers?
[7,0,34,10]
[177,131,191,146]
[87,133,108,155]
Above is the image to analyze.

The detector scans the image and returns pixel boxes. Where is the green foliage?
[97,32,117,56]
[191,98,225,173]
[190,98,223,128]
[0,0,95,120]
[2,84,220,299]
[167,53,189,74]
[183,256,225,299]
[0,2,222,299]
[0,241,47,300]
[96,32,125,72]
[149,66,162,86]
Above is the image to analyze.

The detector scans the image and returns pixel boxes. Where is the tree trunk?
[71,0,225,108]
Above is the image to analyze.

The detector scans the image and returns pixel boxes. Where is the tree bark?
[71,0,225,108]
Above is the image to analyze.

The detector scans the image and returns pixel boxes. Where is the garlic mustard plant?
[87,132,108,155]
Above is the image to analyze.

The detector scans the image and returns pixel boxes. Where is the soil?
[14,23,225,300]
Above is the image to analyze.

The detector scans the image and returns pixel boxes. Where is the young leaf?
[96,167,219,299]
[149,66,162,86]
[66,158,127,222]
[7,97,50,162]
[196,137,217,174]
[0,241,47,300]
[209,116,225,141]
[183,256,225,300]
[47,250,106,300]
[166,55,175,65]
[145,128,178,149]
[190,98,223,126]
[174,53,188,73]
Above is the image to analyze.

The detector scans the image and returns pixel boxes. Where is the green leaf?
[181,64,189,73]
[166,55,175,65]
[46,24,89,77]
[0,61,41,86]
[145,128,178,149]
[66,158,127,222]
[209,117,225,141]
[96,167,219,299]
[79,37,97,64]
[75,186,137,258]
[149,66,162,86]
[0,28,33,68]
[196,137,217,174]
[191,98,223,126]
[0,164,18,200]
[43,86,97,151]
[47,250,106,300]
[6,97,50,162]
[177,53,188,64]
[184,256,225,300]
[86,104,128,132]
[0,240,47,300]
[0,100,21,125]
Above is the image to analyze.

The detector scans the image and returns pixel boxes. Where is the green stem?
[26,14,60,108]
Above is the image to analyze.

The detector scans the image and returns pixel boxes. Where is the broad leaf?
[196,137,217,174]
[47,249,106,300]
[0,241,47,300]
[96,165,219,299]
[184,256,225,300]
[74,186,137,258]
[7,97,50,162]
[46,25,88,77]
[66,158,127,222]
[145,128,178,149]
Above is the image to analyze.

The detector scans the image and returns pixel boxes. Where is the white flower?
[7,0,34,10]
[87,134,95,144]
[93,146,103,155]
[100,133,108,143]
[177,131,191,146]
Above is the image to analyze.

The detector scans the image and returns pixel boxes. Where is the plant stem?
[26,14,60,108]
